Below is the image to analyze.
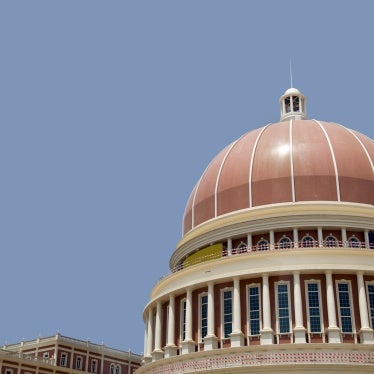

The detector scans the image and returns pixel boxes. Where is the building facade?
[139,88,374,373]
[0,334,141,374]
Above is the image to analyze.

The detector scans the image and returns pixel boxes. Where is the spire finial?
[289,58,293,88]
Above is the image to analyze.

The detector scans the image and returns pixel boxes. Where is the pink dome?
[183,120,374,235]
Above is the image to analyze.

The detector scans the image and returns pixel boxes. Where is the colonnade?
[144,271,374,362]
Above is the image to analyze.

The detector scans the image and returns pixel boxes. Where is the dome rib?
[248,124,271,208]
[343,125,374,172]
[313,120,341,201]
[290,120,296,202]
[214,137,242,218]
[182,120,373,237]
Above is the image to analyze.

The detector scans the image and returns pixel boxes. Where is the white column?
[154,302,162,351]
[247,233,252,251]
[181,288,195,354]
[143,318,148,360]
[167,295,175,346]
[293,272,306,343]
[318,227,323,247]
[356,272,374,343]
[204,282,218,350]
[164,295,177,358]
[152,302,163,361]
[260,274,273,345]
[269,230,275,249]
[325,271,341,343]
[227,238,232,255]
[185,288,192,341]
[341,228,347,246]
[231,277,244,347]
[293,228,299,248]
[145,308,154,362]
[364,230,370,249]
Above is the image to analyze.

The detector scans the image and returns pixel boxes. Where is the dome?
[284,87,301,95]
[183,119,374,236]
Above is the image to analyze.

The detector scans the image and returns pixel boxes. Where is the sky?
[0,1,373,355]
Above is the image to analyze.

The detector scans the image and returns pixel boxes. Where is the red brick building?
[0,334,141,374]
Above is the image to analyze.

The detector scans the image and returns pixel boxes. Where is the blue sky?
[1,1,373,354]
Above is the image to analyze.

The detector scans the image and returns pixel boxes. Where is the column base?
[260,328,274,345]
[359,328,374,344]
[163,344,178,358]
[203,334,218,350]
[230,331,245,347]
[151,349,164,362]
[293,326,307,343]
[142,356,152,365]
[327,326,341,343]
[181,339,196,354]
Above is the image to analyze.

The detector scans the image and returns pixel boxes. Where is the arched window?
[115,365,120,374]
[256,238,269,251]
[348,236,360,248]
[237,242,247,253]
[278,236,292,249]
[110,364,115,374]
[325,235,338,247]
[301,235,315,248]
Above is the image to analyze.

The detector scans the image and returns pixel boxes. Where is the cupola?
[279,87,307,121]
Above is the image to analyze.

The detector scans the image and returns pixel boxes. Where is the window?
[301,235,315,248]
[325,234,338,247]
[247,284,261,336]
[256,238,269,251]
[43,352,49,360]
[367,283,374,329]
[60,353,67,367]
[5,369,13,374]
[278,236,291,249]
[76,356,82,370]
[293,96,300,111]
[348,236,360,248]
[115,365,120,374]
[91,360,97,373]
[110,364,115,374]
[222,289,232,339]
[180,299,187,342]
[276,282,291,334]
[337,281,354,333]
[285,97,291,112]
[199,294,208,342]
[236,242,247,253]
[306,281,323,333]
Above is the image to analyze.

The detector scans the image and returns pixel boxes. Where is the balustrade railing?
[169,240,373,275]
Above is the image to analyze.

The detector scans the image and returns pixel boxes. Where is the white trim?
[246,283,262,337]
[248,124,271,208]
[60,352,68,367]
[76,355,83,370]
[336,123,374,173]
[198,292,208,344]
[91,359,98,373]
[305,280,324,337]
[289,120,296,202]
[366,281,374,329]
[220,287,233,341]
[214,138,242,217]
[180,298,187,344]
[275,281,292,336]
[312,120,341,201]
[336,279,356,338]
